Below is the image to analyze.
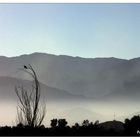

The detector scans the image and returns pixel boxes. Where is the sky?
[0,3,140,59]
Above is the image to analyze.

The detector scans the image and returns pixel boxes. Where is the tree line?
[0,116,138,136]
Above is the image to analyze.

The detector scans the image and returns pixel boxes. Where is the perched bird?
[24,65,27,69]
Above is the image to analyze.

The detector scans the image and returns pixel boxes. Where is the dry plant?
[15,64,46,127]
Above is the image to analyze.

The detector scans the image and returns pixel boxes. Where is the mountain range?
[0,52,140,100]
[0,52,140,124]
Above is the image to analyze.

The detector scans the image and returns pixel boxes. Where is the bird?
[24,65,27,69]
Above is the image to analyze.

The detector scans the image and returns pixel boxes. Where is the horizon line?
[0,52,138,60]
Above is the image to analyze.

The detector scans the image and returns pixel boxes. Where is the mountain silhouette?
[0,53,140,124]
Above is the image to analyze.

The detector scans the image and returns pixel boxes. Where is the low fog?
[0,100,140,127]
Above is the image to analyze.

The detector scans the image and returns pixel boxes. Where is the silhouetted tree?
[74,123,80,128]
[50,119,58,128]
[94,120,99,125]
[82,120,89,126]
[17,123,24,128]
[124,115,140,135]
[58,119,67,128]
[15,64,46,127]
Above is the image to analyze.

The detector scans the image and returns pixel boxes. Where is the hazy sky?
[0,3,140,59]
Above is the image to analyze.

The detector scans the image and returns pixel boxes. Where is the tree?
[94,120,99,125]
[72,123,80,129]
[15,64,46,127]
[82,120,89,127]
[58,119,68,128]
[124,115,140,135]
[50,119,58,128]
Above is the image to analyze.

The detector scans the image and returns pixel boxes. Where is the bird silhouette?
[24,65,27,69]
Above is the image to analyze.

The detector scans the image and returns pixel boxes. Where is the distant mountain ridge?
[0,53,140,124]
[0,76,87,102]
[0,52,140,101]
